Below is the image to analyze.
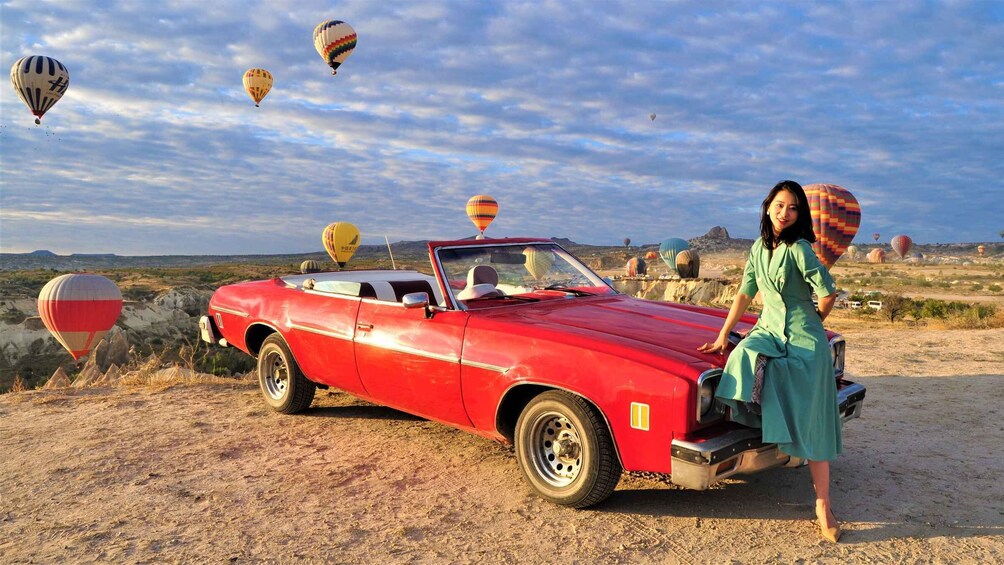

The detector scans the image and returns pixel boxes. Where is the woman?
[698,180,842,543]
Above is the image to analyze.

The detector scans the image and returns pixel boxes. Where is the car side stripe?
[213,305,249,317]
[461,359,509,373]
[289,322,352,341]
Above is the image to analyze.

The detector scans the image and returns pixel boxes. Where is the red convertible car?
[199,238,865,507]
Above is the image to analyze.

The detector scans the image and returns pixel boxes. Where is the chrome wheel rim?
[261,349,289,401]
[527,410,582,487]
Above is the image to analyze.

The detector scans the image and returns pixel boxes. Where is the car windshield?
[436,242,615,307]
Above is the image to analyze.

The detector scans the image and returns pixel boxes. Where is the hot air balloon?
[523,247,554,280]
[867,248,886,263]
[658,238,689,276]
[804,183,861,269]
[977,245,986,257]
[846,245,859,260]
[872,233,880,242]
[466,195,498,239]
[623,237,631,247]
[890,235,912,259]
[300,260,321,274]
[242,68,273,107]
[313,20,357,75]
[625,257,647,277]
[649,113,656,121]
[10,55,69,125]
[37,274,123,361]
[676,250,701,279]
[645,250,659,261]
[322,222,360,267]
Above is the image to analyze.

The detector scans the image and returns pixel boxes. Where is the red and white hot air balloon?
[37,274,123,360]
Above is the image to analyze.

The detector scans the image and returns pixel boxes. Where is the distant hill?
[28,250,57,257]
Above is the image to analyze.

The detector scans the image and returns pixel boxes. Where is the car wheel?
[257,334,315,414]
[514,390,621,508]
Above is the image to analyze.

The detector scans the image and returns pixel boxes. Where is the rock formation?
[42,366,71,389]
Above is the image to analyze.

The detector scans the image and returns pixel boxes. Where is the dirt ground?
[1,328,1002,564]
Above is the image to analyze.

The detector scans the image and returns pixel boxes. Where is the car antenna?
[384,234,397,270]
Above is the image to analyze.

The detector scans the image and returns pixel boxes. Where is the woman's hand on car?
[698,335,729,355]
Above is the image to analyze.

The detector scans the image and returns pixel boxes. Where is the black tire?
[514,390,622,508]
[257,334,315,414]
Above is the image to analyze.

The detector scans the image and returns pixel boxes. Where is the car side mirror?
[402,292,433,318]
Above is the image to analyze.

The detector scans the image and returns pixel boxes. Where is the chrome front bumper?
[669,381,866,490]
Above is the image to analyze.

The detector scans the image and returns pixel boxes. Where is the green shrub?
[990,284,1002,293]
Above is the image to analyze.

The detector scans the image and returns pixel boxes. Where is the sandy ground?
[1,328,1002,564]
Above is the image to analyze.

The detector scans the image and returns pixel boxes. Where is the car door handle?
[356,323,374,331]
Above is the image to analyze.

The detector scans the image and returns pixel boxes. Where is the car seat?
[456,265,501,300]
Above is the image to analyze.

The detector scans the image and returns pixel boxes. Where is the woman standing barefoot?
[698,180,842,542]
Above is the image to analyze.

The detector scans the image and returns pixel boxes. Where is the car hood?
[485,295,754,369]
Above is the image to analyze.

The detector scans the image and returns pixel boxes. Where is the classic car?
[199,238,865,508]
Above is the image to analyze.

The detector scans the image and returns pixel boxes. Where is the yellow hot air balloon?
[322,222,360,267]
[242,68,273,107]
[977,245,986,257]
[313,20,357,75]
[523,247,554,281]
[466,195,498,239]
[10,55,69,124]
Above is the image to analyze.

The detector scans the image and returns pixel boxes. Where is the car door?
[354,299,472,426]
[284,292,367,396]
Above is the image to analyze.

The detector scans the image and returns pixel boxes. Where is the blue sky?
[1,0,1002,255]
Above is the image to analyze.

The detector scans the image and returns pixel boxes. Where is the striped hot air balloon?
[466,195,499,238]
[37,274,123,360]
[322,222,360,267]
[242,68,273,107]
[846,245,859,260]
[10,55,69,124]
[658,238,689,276]
[804,184,862,269]
[313,20,357,75]
[300,260,321,274]
[523,246,555,280]
[625,257,647,277]
[890,235,912,259]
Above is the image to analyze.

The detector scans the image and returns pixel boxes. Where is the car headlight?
[697,370,722,423]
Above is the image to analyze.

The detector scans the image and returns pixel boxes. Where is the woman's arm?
[698,292,755,354]
[816,293,836,321]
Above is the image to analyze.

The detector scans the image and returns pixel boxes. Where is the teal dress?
[716,238,842,461]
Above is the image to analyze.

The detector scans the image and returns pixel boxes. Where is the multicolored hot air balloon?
[846,245,859,260]
[523,247,554,280]
[977,245,986,258]
[37,274,123,360]
[867,248,886,263]
[872,233,880,242]
[623,237,631,247]
[659,238,689,276]
[890,235,913,259]
[804,183,861,269]
[10,55,69,124]
[466,195,498,239]
[242,68,273,107]
[676,249,701,279]
[313,20,357,75]
[645,250,659,261]
[625,257,647,277]
[300,260,321,274]
[322,222,360,267]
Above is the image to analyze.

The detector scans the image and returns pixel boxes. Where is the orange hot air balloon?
[645,250,658,261]
[242,68,273,107]
[804,183,861,269]
[322,222,360,267]
[37,274,123,360]
[466,195,498,238]
[977,245,986,257]
[867,248,886,263]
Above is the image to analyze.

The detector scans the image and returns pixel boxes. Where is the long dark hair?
[759,180,816,250]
